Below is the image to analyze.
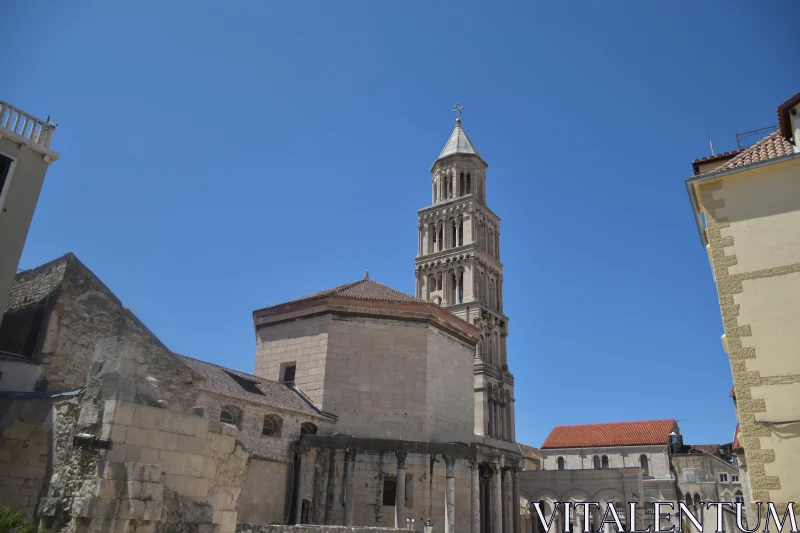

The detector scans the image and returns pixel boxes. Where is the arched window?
[734,490,743,504]
[640,454,649,476]
[301,422,318,435]
[693,493,701,506]
[262,414,282,436]
[557,457,565,471]
[219,405,241,427]
[685,493,693,506]
[601,455,609,469]
[593,455,601,469]
[466,174,471,194]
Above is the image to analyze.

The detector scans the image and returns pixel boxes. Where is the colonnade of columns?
[478,326,507,367]
[432,169,480,204]
[474,220,500,260]
[424,217,466,254]
[294,447,519,533]
[420,268,465,305]
[474,269,502,312]
[479,465,521,533]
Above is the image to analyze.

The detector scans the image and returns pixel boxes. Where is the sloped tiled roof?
[541,419,676,449]
[436,119,481,161]
[732,427,742,451]
[518,443,541,460]
[177,355,335,420]
[688,444,722,455]
[701,132,794,175]
[261,278,426,311]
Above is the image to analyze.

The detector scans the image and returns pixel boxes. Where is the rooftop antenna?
[708,131,715,157]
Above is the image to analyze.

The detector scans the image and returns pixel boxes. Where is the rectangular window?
[732,474,739,483]
[0,154,12,201]
[280,362,296,383]
[382,475,397,506]
[684,469,696,483]
[719,473,728,483]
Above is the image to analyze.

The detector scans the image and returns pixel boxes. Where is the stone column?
[294,446,308,524]
[512,469,521,533]
[444,455,456,533]
[492,465,502,533]
[344,449,356,526]
[501,469,509,533]
[395,451,408,528]
[471,460,481,533]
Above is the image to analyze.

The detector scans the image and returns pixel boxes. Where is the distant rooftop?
[541,419,677,449]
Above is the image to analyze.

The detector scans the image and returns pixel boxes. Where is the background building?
[0,101,59,327]
[685,90,800,518]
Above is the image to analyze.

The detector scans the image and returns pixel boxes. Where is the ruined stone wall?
[35,254,184,393]
[37,338,251,533]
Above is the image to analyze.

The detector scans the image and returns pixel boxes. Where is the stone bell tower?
[414,111,515,444]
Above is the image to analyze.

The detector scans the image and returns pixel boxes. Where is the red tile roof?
[691,150,744,175]
[732,426,743,451]
[518,443,541,460]
[541,419,677,449]
[259,278,426,311]
[700,131,794,176]
[688,444,722,455]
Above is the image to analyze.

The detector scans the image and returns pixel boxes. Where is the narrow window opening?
[300,422,317,435]
[557,457,565,471]
[593,456,600,470]
[601,455,609,469]
[280,363,297,383]
[382,474,397,506]
[640,455,649,477]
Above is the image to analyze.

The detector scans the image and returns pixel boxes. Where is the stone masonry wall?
[35,254,186,393]
[254,315,330,405]
[0,419,48,514]
[423,327,474,443]
[37,338,252,533]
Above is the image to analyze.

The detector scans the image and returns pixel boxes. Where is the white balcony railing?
[0,100,56,149]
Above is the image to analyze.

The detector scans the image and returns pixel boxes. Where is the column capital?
[510,468,519,478]
[468,458,479,469]
[443,454,457,477]
[396,450,408,469]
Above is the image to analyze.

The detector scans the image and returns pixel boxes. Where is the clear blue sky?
[5,1,797,448]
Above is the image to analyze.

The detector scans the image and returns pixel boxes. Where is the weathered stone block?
[94,479,124,499]
[143,500,163,521]
[142,464,161,483]
[181,495,214,523]
[117,500,145,520]
[126,463,145,482]
[87,497,119,519]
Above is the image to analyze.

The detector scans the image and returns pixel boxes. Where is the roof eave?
[430,152,488,172]
[685,151,800,247]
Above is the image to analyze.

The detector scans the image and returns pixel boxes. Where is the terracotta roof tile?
[541,419,676,449]
[518,443,541,460]
[701,132,794,175]
[177,355,335,420]
[262,278,426,310]
[688,444,722,455]
[732,426,742,451]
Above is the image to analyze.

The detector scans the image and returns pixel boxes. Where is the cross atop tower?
[452,103,464,121]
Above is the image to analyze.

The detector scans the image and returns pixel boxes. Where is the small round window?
[263,415,282,436]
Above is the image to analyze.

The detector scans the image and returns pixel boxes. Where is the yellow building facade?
[686,91,800,517]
